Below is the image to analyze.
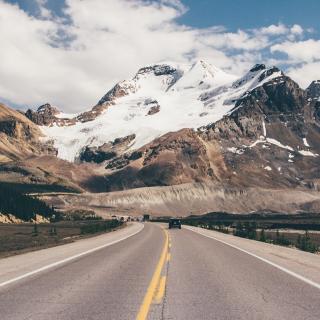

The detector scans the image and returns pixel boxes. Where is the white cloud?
[271,39,320,62]
[35,0,52,18]
[200,29,269,51]
[259,24,288,35]
[290,24,303,35]
[287,62,320,88]
[0,0,318,112]
[258,23,304,41]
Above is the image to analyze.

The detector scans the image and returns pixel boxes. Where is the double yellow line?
[136,228,171,320]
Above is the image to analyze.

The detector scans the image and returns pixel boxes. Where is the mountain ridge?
[25,61,288,162]
[1,60,320,215]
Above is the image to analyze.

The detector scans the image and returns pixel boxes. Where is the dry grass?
[0,221,120,258]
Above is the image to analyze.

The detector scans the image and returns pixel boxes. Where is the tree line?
[0,183,55,221]
[184,219,319,254]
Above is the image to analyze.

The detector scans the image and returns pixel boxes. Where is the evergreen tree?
[0,183,55,221]
[259,229,266,242]
[275,230,280,244]
[248,222,257,240]
[296,231,318,253]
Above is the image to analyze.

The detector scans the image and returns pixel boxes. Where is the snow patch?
[299,150,318,157]
[249,139,263,148]
[264,166,272,171]
[262,120,266,136]
[266,138,294,151]
[302,138,310,147]
[227,147,244,155]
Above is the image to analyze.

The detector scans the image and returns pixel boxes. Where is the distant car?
[143,214,150,221]
[169,218,181,229]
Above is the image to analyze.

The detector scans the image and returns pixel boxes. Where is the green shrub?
[259,229,266,242]
[80,220,123,234]
[296,231,318,253]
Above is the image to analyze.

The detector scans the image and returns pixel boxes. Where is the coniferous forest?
[0,183,55,221]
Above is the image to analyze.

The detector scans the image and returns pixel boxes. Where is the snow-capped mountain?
[2,60,320,214]
[34,61,282,162]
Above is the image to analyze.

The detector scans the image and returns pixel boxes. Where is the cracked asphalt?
[0,223,319,320]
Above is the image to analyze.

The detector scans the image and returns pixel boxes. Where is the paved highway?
[0,223,319,319]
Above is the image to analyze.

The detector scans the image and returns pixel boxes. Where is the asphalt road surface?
[0,223,319,320]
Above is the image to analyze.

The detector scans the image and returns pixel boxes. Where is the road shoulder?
[0,222,143,287]
[185,225,320,287]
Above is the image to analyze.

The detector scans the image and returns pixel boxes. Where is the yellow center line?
[136,228,169,320]
[154,276,167,304]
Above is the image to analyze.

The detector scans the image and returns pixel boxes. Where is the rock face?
[25,104,59,126]
[145,100,161,115]
[199,75,320,190]
[0,155,103,193]
[79,134,135,163]
[102,129,226,191]
[25,103,76,126]
[306,80,320,100]
[0,103,56,162]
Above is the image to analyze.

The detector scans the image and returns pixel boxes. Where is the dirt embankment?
[0,213,23,224]
[39,183,320,217]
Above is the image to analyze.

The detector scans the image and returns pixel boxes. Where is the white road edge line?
[0,224,144,288]
[184,225,320,291]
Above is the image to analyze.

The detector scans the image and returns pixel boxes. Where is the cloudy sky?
[0,0,319,112]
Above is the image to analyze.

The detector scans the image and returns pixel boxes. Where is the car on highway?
[168,218,181,229]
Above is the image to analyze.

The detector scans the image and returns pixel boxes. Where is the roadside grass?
[0,220,123,258]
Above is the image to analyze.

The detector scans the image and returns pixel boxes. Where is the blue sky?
[0,0,319,111]
[8,0,320,35]
[180,0,319,33]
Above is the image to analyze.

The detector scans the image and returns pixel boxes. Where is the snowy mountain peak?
[39,62,289,162]
[171,60,236,92]
[135,63,178,77]
[98,61,237,107]
[37,103,59,115]
[133,63,183,93]
[249,64,266,72]
[97,80,137,106]
[232,65,282,90]
[191,60,227,76]
[199,64,283,110]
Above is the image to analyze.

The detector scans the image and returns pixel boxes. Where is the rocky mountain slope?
[2,60,320,215]
[0,103,56,163]
[36,62,318,195]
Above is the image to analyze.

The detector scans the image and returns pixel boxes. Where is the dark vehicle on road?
[169,218,181,229]
[143,214,150,221]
